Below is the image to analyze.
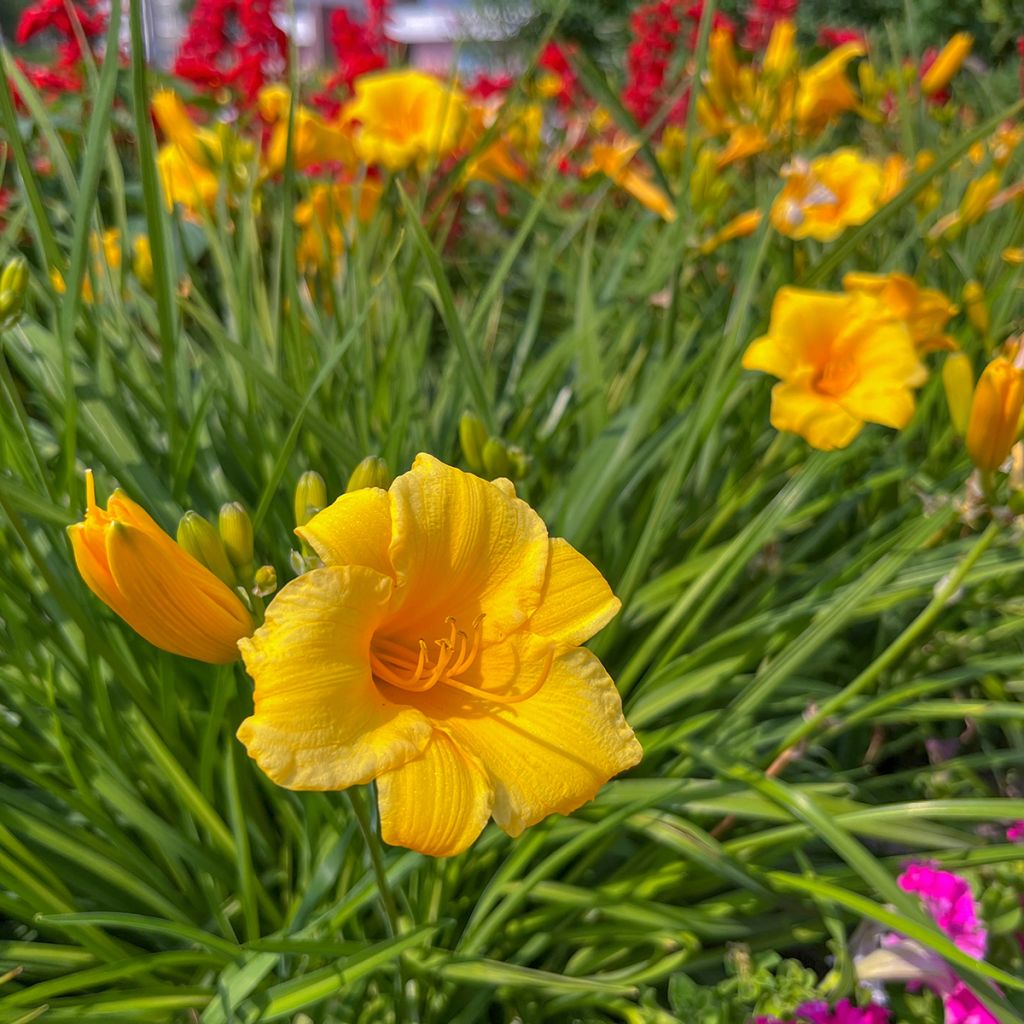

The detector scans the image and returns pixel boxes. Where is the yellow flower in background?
[716,124,770,169]
[796,41,865,133]
[962,280,989,336]
[237,454,642,857]
[68,471,253,664]
[342,70,468,172]
[771,150,882,241]
[742,288,927,450]
[842,272,957,353]
[132,235,153,291]
[966,351,1024,471]
[958,171,1000,225]
[584,138,676,222]
[260,88,357,175]
[921,32,973,97]
[294,178,383,273]
[1002,247,1024,265]
[463,103,541,186]
[152,89,224,167]
[700,210,762,253]
[157,146,221,213]
[51,229,122,303]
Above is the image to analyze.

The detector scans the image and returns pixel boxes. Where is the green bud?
[176,511,236,587]
[507,445,531,479]
[347,455,392,492]
[294,470,327,528]
[253,564,278,597]
[482,436,513,479]
[459,411,488,472]
[218,501,254,574]
[0,256,28,329]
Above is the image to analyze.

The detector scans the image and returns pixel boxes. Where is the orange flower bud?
[921,33,973,96]
[965,357,1024,472]
[68,472,253,663]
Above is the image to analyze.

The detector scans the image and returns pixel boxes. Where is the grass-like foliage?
[0,1,1023,1021]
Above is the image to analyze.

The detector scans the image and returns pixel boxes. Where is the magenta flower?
[897,863,987,959]
[943,981,998,1024]
[1007,822,1024,843]
[754,999,890,1024]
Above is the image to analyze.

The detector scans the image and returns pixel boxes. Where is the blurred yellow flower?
[700,210,762,253]
[966,351,1024,471]
[68,471,253,663]
[959,171,1000,225]
[157,146,220,213]
[342,70,468,172]
[1002,247,1024,265]
[132,235,153,291]
[237,454,641,857]
[742,288,927,450]
[921,32,973,97]
[51,229,121,303]
[771,150,882,241]
[842,272,957,353]
[463,103,541,186]
[584,138,676,222]
[262,95,356,175]
[294,178,383,273]
[796,41,865,133]
[962,280,989,336]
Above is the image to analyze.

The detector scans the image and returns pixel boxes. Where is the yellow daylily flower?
[962,280,989,336]
[342,69,469,172]
[584,138,676,222]
[294,178,383,273]
[966,352,1024,472]
[69,471,253,663]
[842,272,957,353]
[237,454,642,857]
[700,210,763,253]
[921,32,973,97]
[132,235,153,290]
[51,229,122,303]
[770,150,882,242]
[157,145,221,213]
[742,288,927,450]
[796,41,865,133]
[264,106,357,175]
[152,89,224,167]
[959,171,1001,225]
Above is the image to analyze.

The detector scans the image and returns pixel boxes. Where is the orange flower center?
[369,616,551,705]
[814,358,859,397]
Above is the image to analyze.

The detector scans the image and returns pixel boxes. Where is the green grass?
[0,4,1023,1022]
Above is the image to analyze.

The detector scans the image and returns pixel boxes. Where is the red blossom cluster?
[538,42,581,112]
[818,26,867,49]
[623,0,734,128]
[740,0,798,52]
[1019,37,1024,96]
[12,0,107,99]
[173,0,288,104]
[466,72,514,102]
[310,3,390,117]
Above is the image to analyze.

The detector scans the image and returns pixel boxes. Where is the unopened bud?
[133,235,154,291]
[958,171,1000,227]
[177,511,236,587]
[482,436,513,478]
[507,445,531,479]
[942,352,974,437]
[218,501,254,574]
[347,455,391,492]
[0,256,28,328]
[294,470,327,528]
[459,411,488,472]
[253,564,278,596]
[962,280,989,336]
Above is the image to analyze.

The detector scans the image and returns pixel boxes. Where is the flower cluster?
[755,999,890,1024]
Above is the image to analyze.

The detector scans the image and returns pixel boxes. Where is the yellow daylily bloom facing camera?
[69,472,254,663]
[743,288,927,451]
[237,454,642,858]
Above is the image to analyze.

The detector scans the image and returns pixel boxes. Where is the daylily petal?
[387,454,549,642]
[377,730,494,856]
[105,522,252,663]
[528,538,621,646]
[297,486,394,577]
[418,642,642,836]
[769,381,865,451]
[237,566,432,789]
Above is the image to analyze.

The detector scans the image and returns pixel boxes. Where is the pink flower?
[897,863,987,960]
[944,981,998,1024]
[1007,822,1024,843]
[754,1000,890,1023]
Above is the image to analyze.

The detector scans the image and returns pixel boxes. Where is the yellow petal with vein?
[528,538,621,646]
[377,730,493,856]
[297,486,394,576]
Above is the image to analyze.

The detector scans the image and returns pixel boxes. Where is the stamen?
[441,646,554,706]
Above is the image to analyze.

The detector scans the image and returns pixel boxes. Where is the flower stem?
[347,786,401,938]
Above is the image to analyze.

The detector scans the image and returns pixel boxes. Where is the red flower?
[466,72,514,101]
[818,26,867,49]
[15,0,105,46]
[539,41,579,111]
[740,0,798,53]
